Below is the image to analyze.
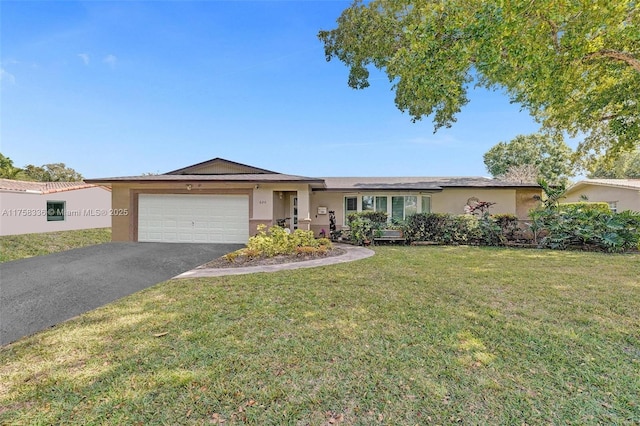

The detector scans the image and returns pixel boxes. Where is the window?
[421,196,431,214]
[361,195,374,211]
[345,194,431,224]
[405,196,417,217]
[47,201,65,222]
[345,197,358,219]
[391,196,404,221]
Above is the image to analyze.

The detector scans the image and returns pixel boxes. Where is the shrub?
[403,213,450,242]
[223,251,239,263]
[244,225,333,257]
[404,213,519,247]
[316,237,332,247]
[346,215,374,245]
[492,214,520,241]
[346,211,388,245]
[531,208,640,252]
[559,202,611,214]
[446,215,482,244]
[478,216,505,246]
[350,210,388,225]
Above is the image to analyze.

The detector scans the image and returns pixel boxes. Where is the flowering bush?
[224,225,333,260]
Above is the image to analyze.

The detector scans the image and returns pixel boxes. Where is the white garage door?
[138,194,249,243]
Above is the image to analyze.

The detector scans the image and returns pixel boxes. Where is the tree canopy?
[319,1,640,166]
[483,133,574,183]
[22,163,84,182]
[587,149,640,178]
[0,154,84,182]
[0,154,24,179]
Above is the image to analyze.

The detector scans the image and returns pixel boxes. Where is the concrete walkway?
[174,244,374,278]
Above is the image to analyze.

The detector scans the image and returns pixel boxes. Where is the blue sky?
[1,1,543,179]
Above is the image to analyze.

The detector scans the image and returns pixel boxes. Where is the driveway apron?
[0,242,242,346]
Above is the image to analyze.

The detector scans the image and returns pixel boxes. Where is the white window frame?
[343,194,431,225]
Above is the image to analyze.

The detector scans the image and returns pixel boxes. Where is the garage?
[138,194,249,243]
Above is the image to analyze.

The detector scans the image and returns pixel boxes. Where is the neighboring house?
[86,158,541,244]
[0,179,111,236]
[564,179,640,213]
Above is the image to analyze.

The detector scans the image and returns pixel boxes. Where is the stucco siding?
[106,181,540,240]
[310,192,344,235]
[565,186,640,212]
[516,188,542,219]
[431,188,517,216]
[0,187,111,236]
[111,184,132,241]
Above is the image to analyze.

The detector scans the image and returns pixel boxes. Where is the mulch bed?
[199,247,347,269]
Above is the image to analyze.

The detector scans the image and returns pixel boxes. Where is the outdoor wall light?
[255,184,260,189]
[186,184,192,191]
[279,192,283,199]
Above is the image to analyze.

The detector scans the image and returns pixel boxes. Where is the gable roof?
[166,158,277,175]
[86,157,325,186]
[320,176,540,191]
[0,179,101,194]
[567,179,640,192]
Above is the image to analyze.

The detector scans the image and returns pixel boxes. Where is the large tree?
[22,163,84,182]
[587,149,640,178]
[483,133,574,183]
[318,1,640,167]
[0,153,24,179]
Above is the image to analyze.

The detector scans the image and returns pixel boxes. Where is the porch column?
[296,187,312,231]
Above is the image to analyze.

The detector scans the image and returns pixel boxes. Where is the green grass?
[1,246,639,424]
[0,228,111,262]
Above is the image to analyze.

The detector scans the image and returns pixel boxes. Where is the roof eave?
[85,177,326,185]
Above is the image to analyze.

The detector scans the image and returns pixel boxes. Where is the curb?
[173,244,374,278]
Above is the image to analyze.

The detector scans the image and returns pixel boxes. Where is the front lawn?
[1,246,638,424]
[0,228,111,262]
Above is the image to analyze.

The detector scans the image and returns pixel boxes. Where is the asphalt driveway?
[0,242,242,346]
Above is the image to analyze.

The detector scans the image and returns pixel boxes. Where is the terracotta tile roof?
[0,179,100,194]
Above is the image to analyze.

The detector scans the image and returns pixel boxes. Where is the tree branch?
[583,50,640,72]
[546,20,561,52]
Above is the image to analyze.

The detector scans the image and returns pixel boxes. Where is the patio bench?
[373,229,406,244]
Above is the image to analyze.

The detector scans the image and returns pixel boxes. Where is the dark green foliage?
[492,214,520,239]
[530,207,640,252]
[398,205,638,252]
[403,213,450,242]
[536,177,567,209]
[319,1,640,167]
[347,211,388,225]
[483,133,574,184]
[403,213,508,246]
[346,211,390,245]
